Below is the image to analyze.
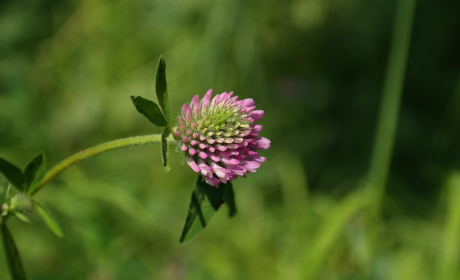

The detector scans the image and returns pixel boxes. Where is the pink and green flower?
[174,89,270,186]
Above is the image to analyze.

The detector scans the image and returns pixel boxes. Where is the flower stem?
[29,134,165,195]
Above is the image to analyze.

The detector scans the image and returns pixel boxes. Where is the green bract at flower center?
[173,92,253,147]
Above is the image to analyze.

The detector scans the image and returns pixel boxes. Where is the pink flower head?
[174,89,270,187]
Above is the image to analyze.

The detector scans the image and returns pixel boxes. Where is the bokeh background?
[1,0,460,279]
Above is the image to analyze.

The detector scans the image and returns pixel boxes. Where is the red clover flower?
[173,89,271,186]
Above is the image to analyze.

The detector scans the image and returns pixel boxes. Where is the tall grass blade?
[302,188,371,279]
[437,171,460,280]
[368,0,417,212]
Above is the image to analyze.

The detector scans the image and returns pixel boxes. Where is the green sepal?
[32,199,64,238]
[23,152,46,192]
[155,56,170,123]
[224,181,237,218]
[179,176,227,243]
[131,96,168,127]
[0,158,25,192]
[161,128,171,172]
[1,224,27,280]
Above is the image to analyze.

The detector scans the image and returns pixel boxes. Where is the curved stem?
[29,134,165,195]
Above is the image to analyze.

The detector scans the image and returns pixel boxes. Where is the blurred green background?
[1,0,460,279]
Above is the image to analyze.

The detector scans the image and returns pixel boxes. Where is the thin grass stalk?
[366,0,417,274]
[437,172,460,280]
[368,0,417,214]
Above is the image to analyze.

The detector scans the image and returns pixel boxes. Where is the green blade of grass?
[366,0,418,269]
[437,171,460,280]
[302,187,372,280]
[368,0,417,213]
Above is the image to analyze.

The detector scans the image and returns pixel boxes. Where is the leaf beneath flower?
[224,181,237,218]
[180,176,231,243]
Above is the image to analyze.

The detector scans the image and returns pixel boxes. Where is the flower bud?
[10,193,33,219]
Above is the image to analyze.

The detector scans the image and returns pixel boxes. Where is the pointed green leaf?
[23,152,46,192]
[180,176,227,243]
[14,213,30,224]
[161,128,171,172]
[0,158,25,192]
[1,224,27,280]
[155,56,170,123]
[224,181,237,218]
[131,96,168,127]
[32,199,64,237]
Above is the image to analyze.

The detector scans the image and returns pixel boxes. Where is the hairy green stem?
[29,134,166,195]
